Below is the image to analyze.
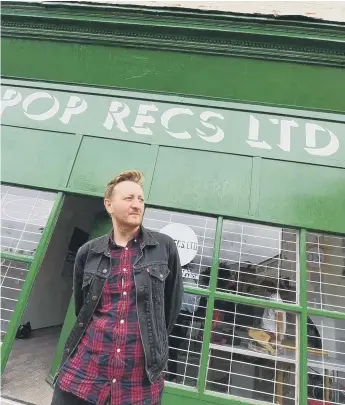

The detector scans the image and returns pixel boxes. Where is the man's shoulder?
[147,229,174,246]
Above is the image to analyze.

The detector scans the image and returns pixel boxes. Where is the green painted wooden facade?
[1,2,345,405]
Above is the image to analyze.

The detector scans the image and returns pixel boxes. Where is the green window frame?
[1,188,64,374]
[163,219,345,405]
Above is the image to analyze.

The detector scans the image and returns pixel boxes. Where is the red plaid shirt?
[57,232,164,405]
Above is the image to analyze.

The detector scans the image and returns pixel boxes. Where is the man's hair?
[104,170,144,199]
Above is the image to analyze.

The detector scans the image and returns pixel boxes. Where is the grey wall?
[22,195,102,329]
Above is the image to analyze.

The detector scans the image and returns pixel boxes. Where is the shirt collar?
[108,228,141,249]
[91,225,158,254]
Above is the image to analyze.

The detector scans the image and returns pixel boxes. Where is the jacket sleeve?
[165,239,183,335]
[73,246,87,317]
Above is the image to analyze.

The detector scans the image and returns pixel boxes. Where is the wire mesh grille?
[143,208,216,289]
[307,232,345,312]
[142,208,215,386]
[1,185,57,256]
[1,259,30,337]
[206,300,298,405]
[307,315,345,405]
[218,221,298,304]
[166,293,208,386]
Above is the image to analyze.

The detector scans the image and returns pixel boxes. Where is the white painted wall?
[22,195,103,330]
[5,1,345,23]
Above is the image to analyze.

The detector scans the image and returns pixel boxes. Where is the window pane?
[143,208,216,289]
[307,315,345,405]
[206,300,298,404]
[1,259,30,338]
[1,185,57,256]
[166,293,208,387]
[218,220,298,304]
[307,233,345,312]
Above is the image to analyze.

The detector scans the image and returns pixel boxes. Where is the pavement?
[1,398,31,405]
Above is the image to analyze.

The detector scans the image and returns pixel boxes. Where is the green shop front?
[1,2,345,405]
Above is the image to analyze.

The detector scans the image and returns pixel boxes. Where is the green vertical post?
[47,296,76,385]
[1,193,64,375]
[197,216,223,393]
[299,229,308,405]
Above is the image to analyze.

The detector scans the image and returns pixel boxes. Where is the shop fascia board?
[1,1,345,67]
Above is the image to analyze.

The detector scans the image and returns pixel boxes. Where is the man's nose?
[131,199,141,209]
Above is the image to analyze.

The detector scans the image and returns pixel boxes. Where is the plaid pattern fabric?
[57,232,164,405]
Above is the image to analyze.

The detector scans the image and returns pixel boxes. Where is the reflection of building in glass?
[1,186,56,256]
[218,222,298,303]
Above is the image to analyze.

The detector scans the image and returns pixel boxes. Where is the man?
[51,170,183,405]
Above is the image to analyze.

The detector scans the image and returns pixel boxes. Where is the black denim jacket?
[55,226,183,384]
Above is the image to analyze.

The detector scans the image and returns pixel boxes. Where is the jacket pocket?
[147,264,170,282]
[147,265,170,346]
[82,271,94,289]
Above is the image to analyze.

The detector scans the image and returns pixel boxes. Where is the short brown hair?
[104,170,144,199]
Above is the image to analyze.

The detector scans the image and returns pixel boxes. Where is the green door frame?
[1,192,64,375]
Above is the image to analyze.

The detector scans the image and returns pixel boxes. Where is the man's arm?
[165,239,183,335]
[73,246,87,317]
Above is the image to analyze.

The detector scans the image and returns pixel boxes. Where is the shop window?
[1,185,57,256]
[1,259,29,336]
[307,233,345,312]
[143,208,214,387]
[218,221,298,304]
[143,208,216,289]
[206,300,298,404]
[307,316,345,405]
[166,293,208,387]
[306,232,345,405]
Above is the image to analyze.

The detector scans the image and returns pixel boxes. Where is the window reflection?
[143,208,216,289]
[167,294,207,387]
[1,185,57,256]
[307,316,345,405]
[0,259,29,337]
[218,221,298,304]
[143,208,215,387]
[307,233,345,313]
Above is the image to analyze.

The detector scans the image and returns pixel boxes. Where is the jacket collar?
[91,225,158,254]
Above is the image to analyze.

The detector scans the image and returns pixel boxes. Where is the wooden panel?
[149,147,252,216]
[1,126,80,189]
[2,38,345,112]
[258,160,345,234]
[68,137,157,195]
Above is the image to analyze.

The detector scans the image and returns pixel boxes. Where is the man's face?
[104,181,144,228]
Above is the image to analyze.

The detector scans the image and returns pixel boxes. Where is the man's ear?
[104,198,112,215]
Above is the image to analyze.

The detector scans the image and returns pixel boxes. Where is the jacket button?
[92,295,98,301]
[160,274,163,279]
[79,322,83,327]
[65,348,70,353]
[102,269,108,274]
